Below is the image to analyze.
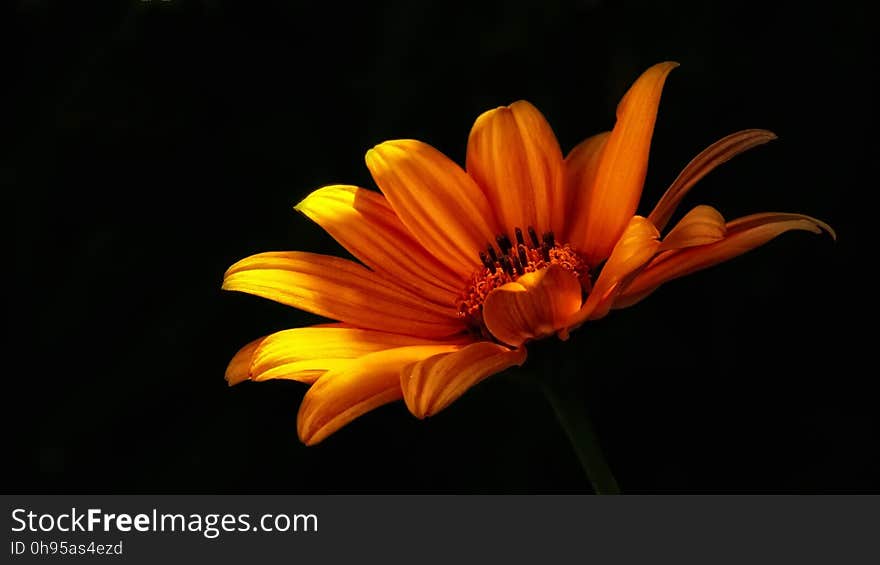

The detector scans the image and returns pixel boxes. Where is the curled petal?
[401,342,527,419]
[222,251,463,338]
[295,185,465,301]
[659,205,727,251]
[725,212,835,238]
[366,140,499,275]
[648,129,778,232]
[482,265,584,347]
[616,212,835,307]
[467,100,565,237]
[568,62,677,266]
[565,216,660,331]
[297,345,461,445]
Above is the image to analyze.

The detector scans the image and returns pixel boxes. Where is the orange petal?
[658,205,727,251]
[616,212,835,306]
[225,336,265,385]
[401,341,527,419]
[565,216,660,330]
[365,140,499,274]
[247,324,472,384]
[648,129,778,231]
[482,264,583,347]
[297,344,461,445]
[466,100,565,237]
[562,131,610,246]
[222,251,464,338]
[295,185,465,302]
[568,62,677,266]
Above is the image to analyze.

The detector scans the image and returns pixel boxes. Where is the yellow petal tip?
[364,147,379,167]
[364,143,398,168]
[292,185,333,213]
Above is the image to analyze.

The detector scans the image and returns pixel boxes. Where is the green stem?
[540,377,621,495]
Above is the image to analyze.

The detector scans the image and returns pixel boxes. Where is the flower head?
[223,62,833,445]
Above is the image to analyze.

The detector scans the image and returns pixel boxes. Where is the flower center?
[458,226,592,333]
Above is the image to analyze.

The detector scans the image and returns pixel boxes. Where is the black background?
[5,0,875,492]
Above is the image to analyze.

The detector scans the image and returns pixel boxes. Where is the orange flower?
[223,61,833,445]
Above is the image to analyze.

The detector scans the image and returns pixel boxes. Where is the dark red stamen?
[511,254,523,274]
[540,245,551,261]
[479,251,494,270]
[528,226,540,247]
[496,234,513,254]
[487,245,498,263]
[517,244,528,266]
[499,255,513,276]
